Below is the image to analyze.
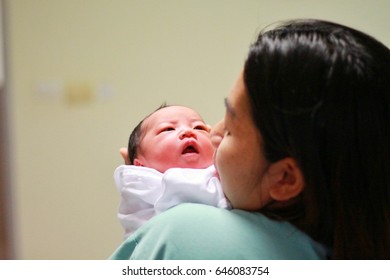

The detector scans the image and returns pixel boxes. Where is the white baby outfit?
[114,165,231,239]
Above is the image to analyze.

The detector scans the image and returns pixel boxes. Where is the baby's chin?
[176,155,213,168]
[177,162,213,169]
[167,160,213,171]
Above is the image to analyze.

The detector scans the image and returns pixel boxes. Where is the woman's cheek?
[214,139,230,179]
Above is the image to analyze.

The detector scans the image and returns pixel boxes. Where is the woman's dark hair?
[127,103,169,164]
[244,19,390,259]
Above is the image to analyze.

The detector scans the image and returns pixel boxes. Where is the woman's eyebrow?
[224,98,237,118]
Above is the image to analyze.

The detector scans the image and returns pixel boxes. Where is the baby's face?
[134,106,215,173]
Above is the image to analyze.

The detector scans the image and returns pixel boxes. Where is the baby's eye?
[159,127,175,133]
[194,125,209,132]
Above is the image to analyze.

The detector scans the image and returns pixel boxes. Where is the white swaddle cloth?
[114,165,231,239]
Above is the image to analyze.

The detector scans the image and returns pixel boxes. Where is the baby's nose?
[179,129,196,139]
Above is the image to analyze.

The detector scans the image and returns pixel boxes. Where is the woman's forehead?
[226,72,251,120]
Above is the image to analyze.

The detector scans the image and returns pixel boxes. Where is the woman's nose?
[179,129,196,139]
[210,120,224,148]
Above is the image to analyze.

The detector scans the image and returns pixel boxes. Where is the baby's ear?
[133,158,144,167]
[119,148,131,165]
[268,157,304,202]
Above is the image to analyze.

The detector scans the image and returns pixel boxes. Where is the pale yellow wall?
[5,0,390,259]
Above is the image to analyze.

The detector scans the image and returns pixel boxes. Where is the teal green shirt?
[110,203,328,260]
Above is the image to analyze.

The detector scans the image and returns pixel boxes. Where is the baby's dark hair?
[127,103,169,164]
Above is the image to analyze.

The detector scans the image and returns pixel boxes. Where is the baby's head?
[128,104,215,173]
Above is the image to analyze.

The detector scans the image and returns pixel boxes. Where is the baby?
[115,104,230,239]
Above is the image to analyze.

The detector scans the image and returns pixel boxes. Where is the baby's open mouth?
[182,145,198,154]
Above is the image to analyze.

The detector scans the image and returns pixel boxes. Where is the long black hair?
[244,19,390,259]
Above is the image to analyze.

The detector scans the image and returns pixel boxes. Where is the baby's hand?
[119,147,131,165]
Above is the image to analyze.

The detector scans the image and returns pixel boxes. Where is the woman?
[111,19,390,259]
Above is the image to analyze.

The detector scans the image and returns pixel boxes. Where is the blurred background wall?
[2,0,390,259]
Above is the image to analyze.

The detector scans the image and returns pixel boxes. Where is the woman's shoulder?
[110,203,329,260]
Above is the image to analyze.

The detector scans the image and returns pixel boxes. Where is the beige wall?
[5,0,390,259]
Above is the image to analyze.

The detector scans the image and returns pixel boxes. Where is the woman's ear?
[267,157,304,201]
